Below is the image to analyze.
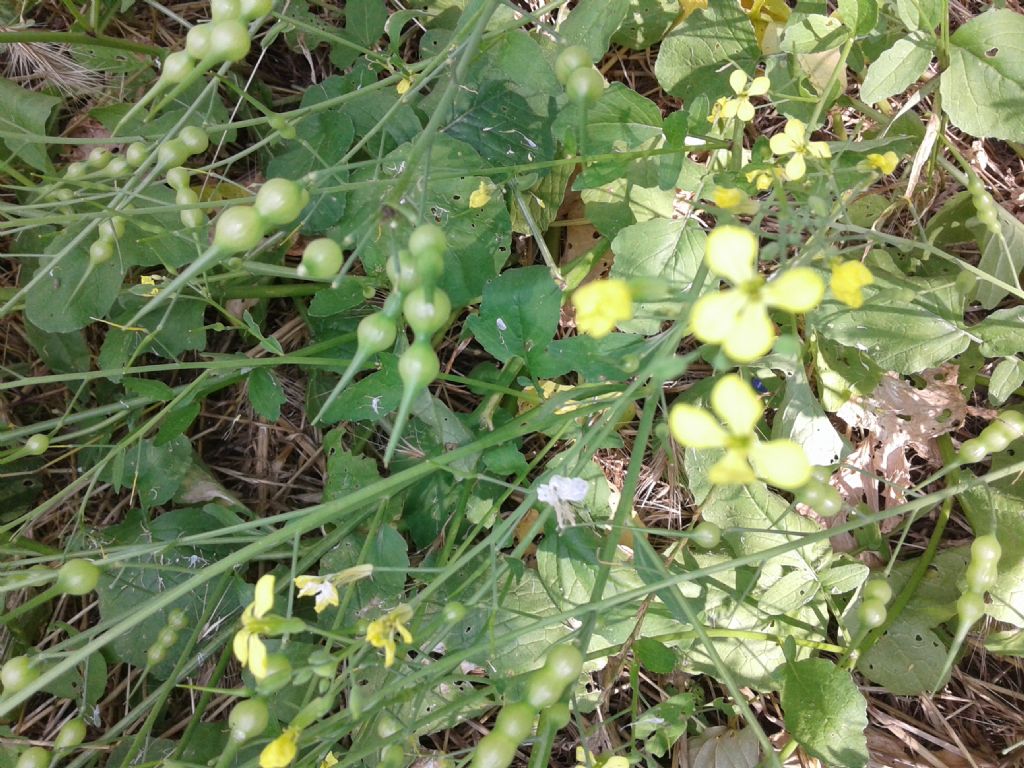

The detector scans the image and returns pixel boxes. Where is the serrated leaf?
[975,202,1024,309]
[0,77,60,171]
[989,358,1024,406]
[859,33,933,103]
[858,616,949,694]
[248,368,287,422]
[782,658,868,768]
[654,2,759,101]
[559,0,630,62]
[940,9,1024,143]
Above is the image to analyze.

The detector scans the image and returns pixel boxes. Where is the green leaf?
[611,0,681,50]
[858,616,950,694]
[241,310,284,356]
[989,358,1024,406]
[265,109,354,233]
[559,0,630,62]
[633,637,677,674]
[940,9,1024,143]
[780,14,849,54]
[321,525,408,619]
[40,653,107,708]
[482,443,529,477]
[0,77,60,172]
[974,306,1024,357]
[757,570,821,616]
[654,2,759,101]
[820,562,869,594]
[885,547,968,627]
[23,322,90,374]
[308,356,402,424]
[960,483,1024,627]
[812,300,969,375]
[155,402,201,446]
[532,333,646,381]
[609,218,705,335]
[836,0,878,35]
[103,436,193,511]
[781,659,869,768]
[248,368,287,422]
[859,33,933,104]
[896,0,942,32]
[772,367,848,465]
[323,430,381,502]
[466,266,561,370]
[345,0,387,47]
[100,294,208,363]
[975,203,1024,309]
[558,83,663,154]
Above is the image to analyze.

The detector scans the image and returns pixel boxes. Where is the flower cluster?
[689,226,824,363]
[669,374,812,490]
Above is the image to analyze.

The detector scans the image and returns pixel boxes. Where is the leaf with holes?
[940,9,1024,142]
[772,366,849,466]
[858,616,950,694]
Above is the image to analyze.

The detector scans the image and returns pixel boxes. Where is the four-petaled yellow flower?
[768,119,831,181]
[830,260,874,309]
[689,226,824,362]
[711,186,758,215]
[259,726,300,768]
[862,151,899,176]
[722,70,770,123]
[366,603,414,668]
[233,574,276,680]
[669,374,812,490]
[571,279,633,339]
[294,575,340,614]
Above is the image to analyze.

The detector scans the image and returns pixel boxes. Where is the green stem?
[0,30,164,58]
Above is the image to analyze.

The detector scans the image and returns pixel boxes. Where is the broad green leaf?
[654,2,759,101]
[581,175,676,240]
[91,80,231,141]
[510,161,574,235]
[820,563,869,594]
[345,0,387,47]
[532,333,646,381]
[781,659,869,768]
[536,526,643,609]
[989,358,1024,406]
[940,9,1024,142]
[103,436,193,510]
[812,299,969,374]
[248,368,287,422]
[924,191,980,246]
[611,0,680,50]
[555,83,663,154]
[0,77,60,172]
[100,294,208,363]
[896,0,942,32]
[465,265,561,370]
[23,322,90,374]
[885,547,968,627]
[482,569,569,675]
[633,638,677,674]
[24,227,124,333]
[858,616,949,694]
[632,694,697,757]
[780,14,849,54]
[320,525,408,621]
[837,0,878,35]
[308,354,402,424]
[559,0,630,62]
[975,202,1024,309]
[689,726,760,768]
[757,570,821,616]
[482,443,529,477]
[40,652,107,708]
[974,306,1024,357]
[610,218,705,335]
[265,110,354,234]
[323,430,381,502]
[772,366,849,465]
[859,33,933,104]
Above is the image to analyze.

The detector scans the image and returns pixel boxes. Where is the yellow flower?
[396,78,412,95]
[721,70,770,123]
[294,576,340,614]
[830,260,874,308]
[366,604,414,668]
[319,751,338,768]
[571,279,633,339]
[233,574,275,680]
[469,180,492,209]
[745,166,782,191]
[689,226,824,362]
[861,151,900,175]
[711,186,758,215]
[575,747,630,768]
[768,119,831,181]
[668,374,811,490]
[707,96,729,124]
[139,274,162,297]
[260,727,300,768]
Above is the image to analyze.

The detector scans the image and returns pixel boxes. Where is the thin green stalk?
[0,30,164,58]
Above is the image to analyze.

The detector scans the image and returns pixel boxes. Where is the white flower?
[537,475,589,529]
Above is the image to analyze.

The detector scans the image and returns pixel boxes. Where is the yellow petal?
[260,728,299,768]
[254,574,276,618]
[469,181,492,209]
[783,152,806,181]
[709,449,757,485]
[784,118,807,143]
[689,290,745,344]
[762,267,825,313]
[748,76,770,96]
[668,404,728,448]
[233,628,251,665]
[729,69,748,95]
[249,635,269,679]
[711,374,763,436]
[704,225,758,284]
[749,439,812,489]
[722,301,776,363]
[721,98,740,119]
[736,98,755,122]
[319,752,338,768]
[830,260,874,308]
[396,78,411,95]
[769,132,798,155]
[383,637,397,668]
[806,140,831,159]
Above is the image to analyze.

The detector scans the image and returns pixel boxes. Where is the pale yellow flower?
[768,119,831,180]
[319,751,338,768]
[469,181,492,209]
[260,727,299,768]
[294,576,340,614]
[830,260,874,308]
[366,604,414,668]
[861,151,900,175]
[233,574,275,679]
[571,279,633,339]
[396,78,412,95]
[711,186,758,215]
[721,70,770,123]
[707,96,729,124]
